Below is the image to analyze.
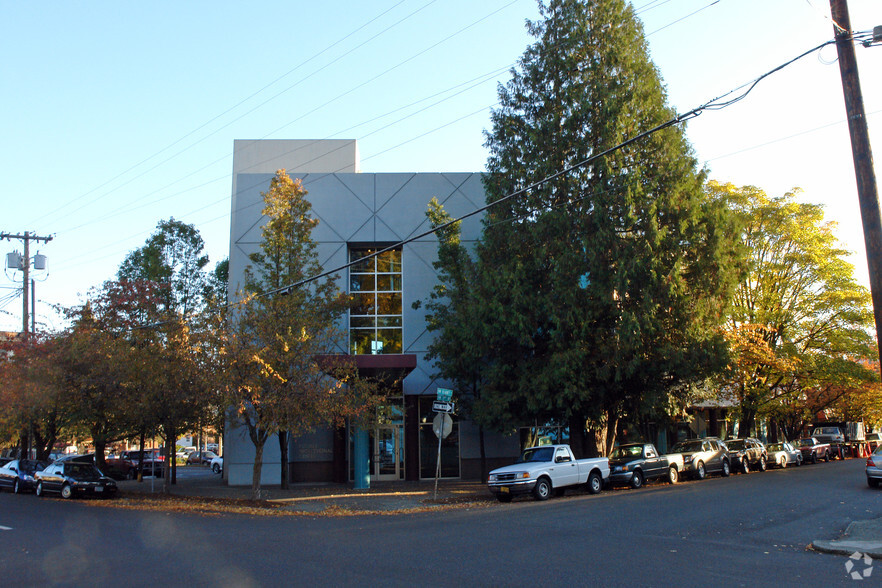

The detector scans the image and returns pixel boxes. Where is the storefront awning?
[316,353,417,384]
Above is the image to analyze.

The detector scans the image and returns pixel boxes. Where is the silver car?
[766,442,802,468]
[867,445,882,488]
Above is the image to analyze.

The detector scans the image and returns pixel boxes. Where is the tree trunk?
[738,407,756,438]
[604,410,619,457]
[18,427,29,460]
[279,430,289,489]
[568,414,587,459]
[137,428,147,481]
[252,441,265,500]
[478,425,487,481]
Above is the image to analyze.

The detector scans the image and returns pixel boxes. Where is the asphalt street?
[1,458,878,587]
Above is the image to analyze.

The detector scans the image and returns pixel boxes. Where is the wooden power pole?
[1,231,53,340]
[830,0,882,361]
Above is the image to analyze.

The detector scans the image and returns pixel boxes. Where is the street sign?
[433,412,453,439]
[432,400,455,413]
[436,388,453,402]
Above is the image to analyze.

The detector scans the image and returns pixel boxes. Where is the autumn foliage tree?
[227,170,379,499]
[714,181,876,437]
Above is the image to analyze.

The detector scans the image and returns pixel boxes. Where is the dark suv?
[725,438,767,473]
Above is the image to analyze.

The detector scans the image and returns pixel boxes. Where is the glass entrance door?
[373,425,402,481]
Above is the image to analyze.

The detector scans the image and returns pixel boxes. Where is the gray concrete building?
[225,139,518,486]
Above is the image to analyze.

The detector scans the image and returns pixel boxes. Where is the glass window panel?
[376,293,402,315]
[350,330,374,355]
[350,316,375,329]
[376,250,402,273]
[377,328,402,354]
[349,249,375,263]
[350,293,376,316]
[377,316,401,327]
[350,258,374,274]
[376,275,401,292]
[349,274,375,292]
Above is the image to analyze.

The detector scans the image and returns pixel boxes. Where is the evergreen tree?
[469,0,740,455]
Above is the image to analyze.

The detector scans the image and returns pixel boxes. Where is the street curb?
[811,540,882,559]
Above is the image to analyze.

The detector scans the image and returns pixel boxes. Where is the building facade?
[225,140,518,486]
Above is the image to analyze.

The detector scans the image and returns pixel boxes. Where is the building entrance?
[372,425,403,481]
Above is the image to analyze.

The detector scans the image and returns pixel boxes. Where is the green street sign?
[436,387,453,402]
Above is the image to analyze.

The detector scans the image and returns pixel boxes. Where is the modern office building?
[224,139,519,486]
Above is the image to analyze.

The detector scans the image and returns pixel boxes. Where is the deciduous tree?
[227,170,379,498]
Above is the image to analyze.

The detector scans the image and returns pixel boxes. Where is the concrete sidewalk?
[116,469,494,514]
[812,518,882,560]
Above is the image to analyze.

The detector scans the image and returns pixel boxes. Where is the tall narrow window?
[349,247,402,354]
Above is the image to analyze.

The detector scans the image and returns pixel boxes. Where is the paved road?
[1,458,878,587]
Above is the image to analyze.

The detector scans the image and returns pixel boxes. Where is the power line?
[28,0,435,230]
[132,37,838,331]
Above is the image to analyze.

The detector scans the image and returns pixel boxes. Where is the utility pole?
[1,231,53,341]
[829,0,882,361]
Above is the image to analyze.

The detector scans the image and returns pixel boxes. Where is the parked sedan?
[766,442,803,468]
[187,450,218,466]
[867,445,882,488]
[210,456,223,474]
[0,459,48,493]
[35,462,118,498]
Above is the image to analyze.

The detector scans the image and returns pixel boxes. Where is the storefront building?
[224,139,518,486]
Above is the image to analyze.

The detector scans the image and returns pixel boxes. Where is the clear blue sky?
[1,0,879,332]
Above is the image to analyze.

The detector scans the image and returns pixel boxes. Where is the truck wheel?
[758,456,767,472]
[740,459,750,474]
[779,456,787,468]
[721,459,731,477]
[667,467,679,484]
[212,463,221,474]
[587,471,602,495]
[695,461,706,480]
[629,470,644,489]
[496,494,513,503]
[533,477,551,501]
[824,451,830,462]
[811,452,817,464]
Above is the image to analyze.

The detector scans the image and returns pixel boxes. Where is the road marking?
[0,526,12,531]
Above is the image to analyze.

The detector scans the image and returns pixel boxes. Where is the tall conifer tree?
[471,0,740,455]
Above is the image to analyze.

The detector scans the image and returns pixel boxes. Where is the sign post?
[432,412,453,500]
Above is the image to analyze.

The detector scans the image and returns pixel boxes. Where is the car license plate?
[95,487,103,492]
[500,486,509,494]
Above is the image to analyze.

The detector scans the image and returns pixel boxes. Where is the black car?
[35,462,118,498]
[0,459,48,493]
[725,438,767,473]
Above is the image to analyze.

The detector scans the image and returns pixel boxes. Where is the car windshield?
[767,443,783,452]
[726,440,746,450]
[19,460,47,474]
[518,447,554,463]
[814,427,839,435]
[65,463,100,477]
[672,440,703,453]
[610,445,643,459]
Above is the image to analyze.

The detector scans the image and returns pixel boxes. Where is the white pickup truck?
[487,444,610,502]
